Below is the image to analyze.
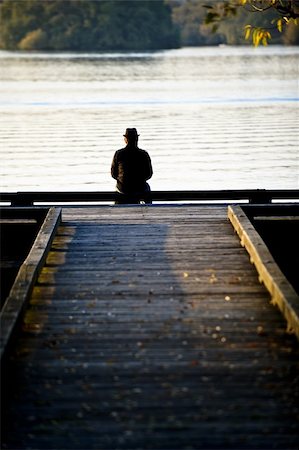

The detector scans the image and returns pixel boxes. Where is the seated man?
[111,128,153,204]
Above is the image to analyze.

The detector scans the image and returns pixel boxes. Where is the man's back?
[111,145,153,193]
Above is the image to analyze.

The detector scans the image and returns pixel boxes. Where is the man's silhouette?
[111,128,153,204]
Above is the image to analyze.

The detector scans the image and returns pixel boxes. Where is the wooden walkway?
[2,206,299,449]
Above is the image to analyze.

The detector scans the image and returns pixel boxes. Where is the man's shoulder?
[114,147,150,158]
[114,147,126,157]
[137,148,150,157]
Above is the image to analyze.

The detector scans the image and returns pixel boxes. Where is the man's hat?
[124,128,139,139]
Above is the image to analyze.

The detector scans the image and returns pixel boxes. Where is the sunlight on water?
[0,46,298,192]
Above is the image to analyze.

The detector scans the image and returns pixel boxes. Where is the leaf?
[190,360,199,367]
[262,37,268,46]
[244,26,251,40]
[209,273,217,283]
[252,29,263,47]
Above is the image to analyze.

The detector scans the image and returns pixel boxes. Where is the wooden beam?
[0,207,61,360]
[253,216,299,221]
[228,205,299,340]
[1,189,299,206]
[0,219,37,224]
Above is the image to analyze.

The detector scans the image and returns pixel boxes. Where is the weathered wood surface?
[2,205,299,450]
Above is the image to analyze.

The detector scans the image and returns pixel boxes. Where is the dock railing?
[1,189,299,206]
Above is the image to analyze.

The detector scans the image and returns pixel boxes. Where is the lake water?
[0,46,298,192]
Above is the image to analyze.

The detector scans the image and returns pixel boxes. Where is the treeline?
[0,0,179,51]
[167,0,299,46]
[0,0,298,51]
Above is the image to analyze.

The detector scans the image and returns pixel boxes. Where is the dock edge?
[228,205,299,341]
[0,207,61,360]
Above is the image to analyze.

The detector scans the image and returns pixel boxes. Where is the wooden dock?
[2,205,299,449]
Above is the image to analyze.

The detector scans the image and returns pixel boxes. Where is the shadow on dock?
[1,205,299,449]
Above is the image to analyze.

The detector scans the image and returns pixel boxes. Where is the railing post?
[249,190,272,204]
[11,194,33,207]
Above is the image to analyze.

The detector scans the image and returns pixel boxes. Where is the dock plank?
[2,205,299,450]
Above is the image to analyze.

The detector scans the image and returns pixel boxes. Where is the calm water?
[0,46,298,192]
